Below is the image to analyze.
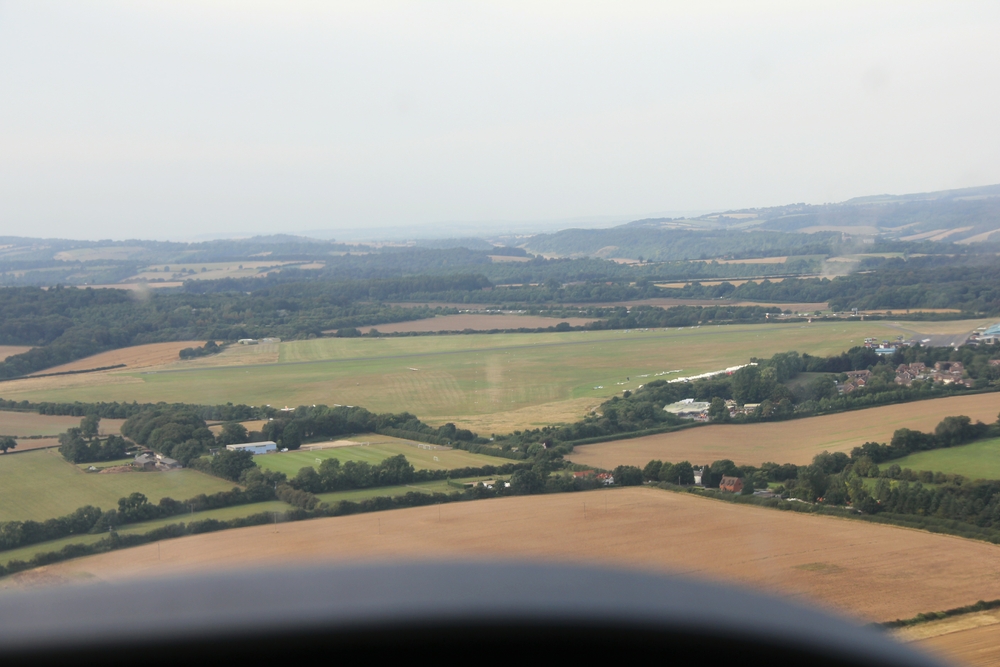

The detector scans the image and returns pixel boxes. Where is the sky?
[1,1,999,241]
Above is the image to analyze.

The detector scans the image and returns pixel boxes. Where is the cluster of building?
[837,369,872,394]
[132,451,181,471]
[662,398,762,421]
[894,361,972,387]
[863,336,905,356]
[970,323,1000,346]
[237,337,281,345]
[572,470,615,485]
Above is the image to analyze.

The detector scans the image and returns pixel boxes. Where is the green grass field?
[254,442,508,477]
[0,449,236,522]
[314,479,463,504]
[0,500,292,566]
[891,438,1000,480]
[1,321,920,432]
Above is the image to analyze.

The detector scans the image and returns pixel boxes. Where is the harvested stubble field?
[899,611,1000,667]
[0,501,293,568]
[0,345,32,360]
[0,449,235,522]
[28,341,205,375]
[0,412,124,437]
[17,487,1000,629]
[0,321,921,434]
[207,419,271,435]
[566,393,1000,469]
[354,313,596,334]
[10,437,59,452]
[391,298,832,311]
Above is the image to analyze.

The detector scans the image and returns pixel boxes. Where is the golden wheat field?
[15,487,1000,629]
[0,346,32,361]
[567,393,1000,468]
[29,341,206,374]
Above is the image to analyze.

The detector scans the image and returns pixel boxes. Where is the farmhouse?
[225,441,278,455]
[719,476,744,493]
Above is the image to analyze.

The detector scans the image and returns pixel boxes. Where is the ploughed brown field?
[567,393,1000,468]
[354,314,597,334]
[17,487,1000,629]
[28,341,206,375]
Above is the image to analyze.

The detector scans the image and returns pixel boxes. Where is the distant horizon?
[2,3,998,240]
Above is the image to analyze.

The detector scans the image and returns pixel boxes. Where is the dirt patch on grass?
[20,487,1000,626]
[430,396,602,434]
[566,394,1000,469]
[353,314,597,334]
[208,419,271,435]
[29,342,206,375]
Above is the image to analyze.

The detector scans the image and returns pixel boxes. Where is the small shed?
[719,476,744,493]
[225,441,278,455]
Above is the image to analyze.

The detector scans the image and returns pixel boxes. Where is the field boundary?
[1,364,127,383]
[879,599,1000,630]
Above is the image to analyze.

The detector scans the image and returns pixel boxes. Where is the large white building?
[225,441,278,455]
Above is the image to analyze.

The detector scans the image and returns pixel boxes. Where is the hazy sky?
[1,1,999,241]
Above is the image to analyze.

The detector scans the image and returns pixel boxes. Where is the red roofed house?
[719,476,744,493]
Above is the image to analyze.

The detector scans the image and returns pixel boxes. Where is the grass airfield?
[0,320,936,433]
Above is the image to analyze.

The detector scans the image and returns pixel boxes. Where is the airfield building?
[225,441,278,455]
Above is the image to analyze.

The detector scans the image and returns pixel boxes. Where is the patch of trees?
[259,405,481,451]
[584,304,782,330]
[178,340,222,359]
[120,408,217,466]
[850,415,993,464]
[670,257,1000,314]
[58,416,129,463]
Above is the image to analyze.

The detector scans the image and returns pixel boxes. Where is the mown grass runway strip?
[0,321,930,433]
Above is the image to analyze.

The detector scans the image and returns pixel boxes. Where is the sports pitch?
[254,441,508,477]
[0,320,935,433]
